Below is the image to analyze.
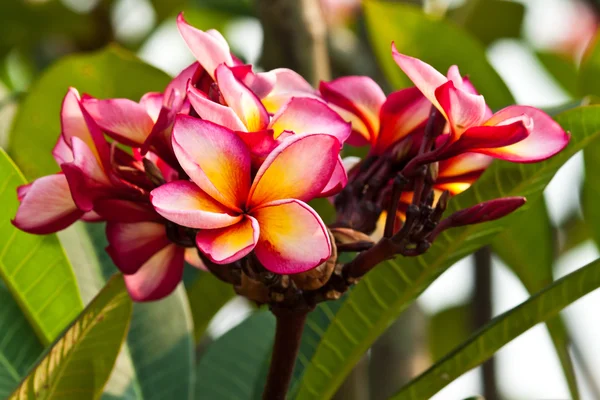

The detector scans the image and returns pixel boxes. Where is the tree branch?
[263,307,309,400]
[256,0,331,84]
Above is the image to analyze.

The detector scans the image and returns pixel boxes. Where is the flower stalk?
[263,307,310,400]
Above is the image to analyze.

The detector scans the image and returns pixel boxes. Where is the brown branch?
[256,0,331,85]
[263,307,309,400]
[473,247,498,400]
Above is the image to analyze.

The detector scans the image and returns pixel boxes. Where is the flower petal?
[123,243,185,302]
[140,92,164,122]
[184,247,206,270]
[83,98,154,146]
[374,87,430,154]
[12,174,83,234]
[435,80,487,137]
[165,62,201,107]
[436,153,492,195]
[172,116,251,210]
[61,137,112,211]
[391,45,447,111]
[261,68,318,113]
[443,119,530,158]
[269,97,351,143]
[479,105,570,162]
[106,221,171,274]
[247,133,340,207]
[252,199,331,274]
[187,84,247,131]
[195,215,259,264]
[319,156,347,197]
[319,76,386,141]
[52,135,73,165]
[177,13,233,79]
[61,87,110,168]
[151,180,242,229]
[215,64,269,132]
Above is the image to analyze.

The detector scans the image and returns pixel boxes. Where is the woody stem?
[263,307,309,400]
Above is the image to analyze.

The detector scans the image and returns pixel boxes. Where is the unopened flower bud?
[448,197,526,226]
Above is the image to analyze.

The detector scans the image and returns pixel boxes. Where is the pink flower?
[151,116,339,274]
[391,45,570,163]
[319,76,430,153]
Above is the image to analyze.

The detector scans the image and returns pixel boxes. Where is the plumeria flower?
[151,116,339,274]
[82,62,198,168]
[391,44,570,163]
[320,75,430,152]
[187,64,351,196]
[13,87,144,233]
[177,13,319,114]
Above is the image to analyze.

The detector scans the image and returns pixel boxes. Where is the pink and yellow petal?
[269,97,351,143]
[319,76,385,139]
[83,98,154,146]
[151,180,242,229]
[319,156,348,197]
[374,87,430,154]
[172,115,251,210]
[12,174,84,234]
[391,45,447,111]
[177,13,233,79]
[435,81,487,137]
[195,215,259,264]
[252,199,331,274]
[187,84,247,131]
[247,133,340,207]
[215,65,269,132]
[479,105,570,162]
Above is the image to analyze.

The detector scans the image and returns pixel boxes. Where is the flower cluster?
[12,14,569,302]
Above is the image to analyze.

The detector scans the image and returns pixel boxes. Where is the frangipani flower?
[391,45,570,162]
[177,13,320,114]
[319,76,430,153]
[82,62,197,167]
[151,116,338,274]
[188,64,351,196]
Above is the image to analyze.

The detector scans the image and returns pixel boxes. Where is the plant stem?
[473,247,498,400]
[263,307,309,400]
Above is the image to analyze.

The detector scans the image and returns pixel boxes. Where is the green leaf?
[0,282,44,398]
[428,303,471,362]
[579,34,600,98]
[0,148,83,345]
[450,0,525,46]
[583,140,600,248]
[294,106,600,400]
[364,1,513,109]
[7,45,171,179]
[84,223,195,400]
[390,257,600,399]
[492,199,580,399]
[196,312,275,399]
[186,271,236,343]
[536,51,579,97]
[9,273,133,400]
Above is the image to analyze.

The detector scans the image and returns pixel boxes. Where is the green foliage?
[83,223,196,400]
[0,149,83,345]
[391,257,600,399]
[450,0,525,46]
[583,141,600,248]
[8,274,133,400]
[536,51,579,97]
[7,46,170,179]
[428,303,472,362]
[364,1,514,109]
[186,271,236,343]
[492,200,580,399]
[293,106,600,399]
[195,312,275,399]
[0,282,44,398]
